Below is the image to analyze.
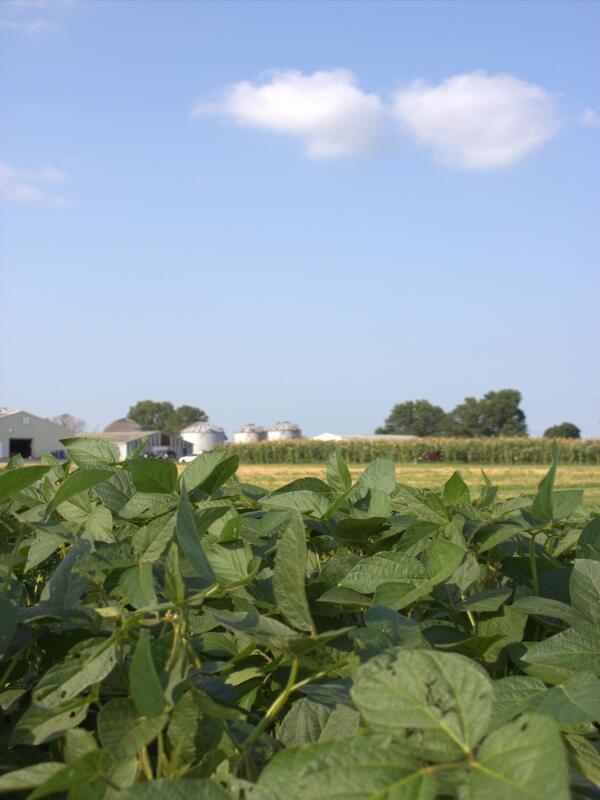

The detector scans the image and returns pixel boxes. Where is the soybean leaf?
[523,622,600,676]
[176,481,216,588]
[61,437,119,470]
[28,750,110,800]
[564,733,600,789]
[258,735,437,800]
[183,451,239,495]
[0,465,50,503]
[468,712,569,799]
[98,698,168,759]
[120,779,231,799]
[127,458,178,494]
[579,516,600,560]
[120,562,157,609]
[0,763,63,794]
[351,649,492,760]
[570,559,600,623]
[273,512,315,634]
[511,596,588,627]
[47,468,114,514]
[530,441,559,522]
[325,450,352,493]
[130,630,165,717]
[443,471,470,506]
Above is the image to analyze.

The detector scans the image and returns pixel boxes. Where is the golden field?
[235,462,600,506]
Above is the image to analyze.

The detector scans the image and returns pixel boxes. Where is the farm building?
[180,421,227,454]
[267,421,302,441]
[312,432,418,442]
[90,418,191,460]
[234,424,267,444]
[0,409,75,459]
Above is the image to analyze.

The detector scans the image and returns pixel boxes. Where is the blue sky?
[1,0,599,437]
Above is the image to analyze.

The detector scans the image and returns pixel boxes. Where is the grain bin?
[267,421,302,441]
[233,424,267,444]
[181,421,227,454]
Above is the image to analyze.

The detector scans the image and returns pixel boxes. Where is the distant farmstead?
[89,418,191,460]
[0,409,74,459]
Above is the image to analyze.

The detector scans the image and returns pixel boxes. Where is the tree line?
[376,389,581,438]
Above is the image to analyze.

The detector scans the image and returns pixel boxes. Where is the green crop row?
[220,437,600,464]
[0,440,599,798]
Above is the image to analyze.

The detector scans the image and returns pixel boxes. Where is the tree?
[166,405,208,434]
[447,389,527,437]
[543,422,581,439]
[50,413,86,432]
[128,401,208,434]
[376,400,448,437]
[129,401,175,431]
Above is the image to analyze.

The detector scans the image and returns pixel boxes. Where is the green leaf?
[458,589,512,613]
[83,504,114,542]
[39,539,91,606]
[262,490,331,517]
[47,469,114,514]
[0,763,63,794]
[511,596,588,627]
[120,780,231,799]
[351,649,492,760]
[258,735,437,800]
[578,516,600,560]
[529,671,600,724]
[61,437,120,469]
[33,640,118,708]
[357,455,396,494]
[371,540,466,609]
[119,562,157,608]
[530,441,559,522]
[468,712,569,799]
[28,750,110,800]
[0,465,51,503]
[127,458,178,494]
[130,630,165,717]
[490,676,547,728]
[183,451,239,495]
[564,733,600,789]
[164,542,185,605]
[523,622,600,676]
[273,512,315,633]
[569,559,600,623]
[176,481,217,588]
[326,450,352,493]
[97,698,167,759]
[473,522,522,554]
[442,471,470,506]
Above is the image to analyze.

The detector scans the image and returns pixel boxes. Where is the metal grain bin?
[181,421,227,454]
[267,421,302,441]
[233,424,267,444]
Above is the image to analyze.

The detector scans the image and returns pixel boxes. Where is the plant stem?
[242,657,299,750]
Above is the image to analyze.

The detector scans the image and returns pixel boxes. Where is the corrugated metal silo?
[233,424,267,444]
[181,421,227,454]
[267,421,302,441]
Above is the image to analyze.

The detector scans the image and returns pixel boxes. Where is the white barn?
[0,409,75,460]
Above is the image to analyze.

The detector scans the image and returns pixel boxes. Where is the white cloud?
[0,18,53,35]
[582,108,600,128]
[0,0,75,36]
[391,71,559,170]
[0,162,70,207]
[195,69,384,159]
